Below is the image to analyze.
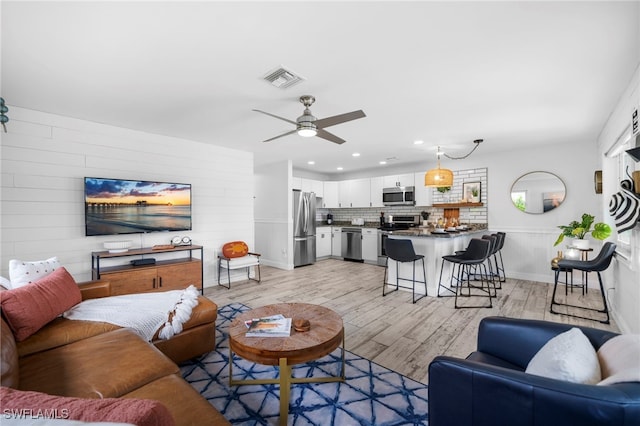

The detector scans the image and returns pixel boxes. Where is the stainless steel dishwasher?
[341,227,363,262]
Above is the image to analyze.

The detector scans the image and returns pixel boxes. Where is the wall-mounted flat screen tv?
[85,177,192,236]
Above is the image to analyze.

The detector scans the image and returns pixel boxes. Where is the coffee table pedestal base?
[229,334,345,426]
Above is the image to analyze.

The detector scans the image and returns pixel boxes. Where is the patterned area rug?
[180,303,429,426]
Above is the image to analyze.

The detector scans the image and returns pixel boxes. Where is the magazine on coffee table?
[245,314,292,337]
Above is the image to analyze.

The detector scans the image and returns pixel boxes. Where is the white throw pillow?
[9,257,61,289]
[526,327,601,384]
[597,334,640,385]
[0,276,11,289]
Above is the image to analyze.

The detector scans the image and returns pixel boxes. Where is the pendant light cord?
[443,139,483,160]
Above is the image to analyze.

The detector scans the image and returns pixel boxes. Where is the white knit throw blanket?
[63,285,200,341]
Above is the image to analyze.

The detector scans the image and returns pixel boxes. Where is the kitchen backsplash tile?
[317,205,487,225]
[316,167,488,225]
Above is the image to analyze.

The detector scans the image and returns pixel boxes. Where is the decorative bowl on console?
[103,240,133,253]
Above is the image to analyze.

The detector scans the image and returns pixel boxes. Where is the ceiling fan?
[253,95,366,144]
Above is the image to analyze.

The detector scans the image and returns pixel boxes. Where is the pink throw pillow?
[0,387,175,426]
[0,267,82,341]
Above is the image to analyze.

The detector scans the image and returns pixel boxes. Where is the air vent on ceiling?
[262,66,305,89]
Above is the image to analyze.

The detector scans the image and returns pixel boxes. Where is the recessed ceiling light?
[379,161,387,165]
[307,161,315,165]
[337,167,343,171]
[352,153,360,157]
[414,140,424,145]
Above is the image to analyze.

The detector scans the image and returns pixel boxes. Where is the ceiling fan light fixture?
[254,95,365,144]
[298,119,318,138]
[297,106,317,137]
[298,127,317,137]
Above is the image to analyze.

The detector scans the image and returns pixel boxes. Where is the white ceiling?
[2,1,639,177]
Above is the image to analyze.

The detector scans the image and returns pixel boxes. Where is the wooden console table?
[91,245,203,295]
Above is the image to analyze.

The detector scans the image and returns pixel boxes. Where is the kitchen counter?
[321,221,380,228]
[385,229,489,296]
[389,228,486,237]
[322,222,488,232]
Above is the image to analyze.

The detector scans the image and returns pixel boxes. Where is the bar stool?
[383,238,427,303]
[492,232,507,287]
[551,249,585,296]
[437,250,463,298]
[550,242,616,324]
[481,234,500,295]
[452,234,499,297]
[438,238,493,308]
[437,237,485,297]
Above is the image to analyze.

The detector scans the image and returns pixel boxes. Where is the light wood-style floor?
[204,259,618,384]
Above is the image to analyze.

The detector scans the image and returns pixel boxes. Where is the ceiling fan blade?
[262,129,298,142]
[314,110,366,129]
[316,129,346,145]
[252,109,297,125]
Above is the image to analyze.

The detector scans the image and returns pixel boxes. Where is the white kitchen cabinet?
[383,174,415,188]
[323,181,340,208]
[352,178,371,207]
[300,178,312,193]
[300,178,324,198]
[338,178,371,208]
[398,173,415,187]
[362,228,378,264]
[370,176,384,207]
[311,179,324,198]
[292,177,302,190]
[414,172,433,206]
[316,227,332,258]
[338,180,351,207]
[331,227,342,257]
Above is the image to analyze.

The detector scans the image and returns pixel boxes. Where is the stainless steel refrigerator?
[293,190,316,267]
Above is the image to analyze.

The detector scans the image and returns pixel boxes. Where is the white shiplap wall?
[0,107,255,288]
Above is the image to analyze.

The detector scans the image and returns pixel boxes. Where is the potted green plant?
[436,186,451,202]
[554,213,611,249]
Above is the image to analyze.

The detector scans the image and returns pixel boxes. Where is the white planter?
[571,238,590,250]
[564,248,581,260]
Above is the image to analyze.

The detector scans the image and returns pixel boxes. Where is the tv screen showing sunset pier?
[85,177,192,236]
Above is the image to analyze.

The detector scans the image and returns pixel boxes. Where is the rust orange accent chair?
[217,241,261,289]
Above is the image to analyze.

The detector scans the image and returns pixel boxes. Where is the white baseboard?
[260,259,292,270]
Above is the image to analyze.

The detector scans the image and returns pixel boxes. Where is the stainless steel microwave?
[382,186,415,206]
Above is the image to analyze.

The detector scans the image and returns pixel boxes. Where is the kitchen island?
[384,229,487,296]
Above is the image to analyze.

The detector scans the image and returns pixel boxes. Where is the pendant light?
[424,146,453,187]
[424,139,484,187]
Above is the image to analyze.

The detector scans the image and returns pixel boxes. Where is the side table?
[552,247,594,295]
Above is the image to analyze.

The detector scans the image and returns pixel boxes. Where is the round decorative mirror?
[510,171,566,214]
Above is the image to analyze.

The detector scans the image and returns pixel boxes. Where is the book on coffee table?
[245,314,292,337]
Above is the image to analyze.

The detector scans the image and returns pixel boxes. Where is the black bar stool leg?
[382,257,398,297]
[437,258,455,297]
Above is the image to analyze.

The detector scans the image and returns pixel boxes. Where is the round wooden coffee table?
[228,303,345,426]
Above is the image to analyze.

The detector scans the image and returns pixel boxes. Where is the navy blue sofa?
[428,316,640,426]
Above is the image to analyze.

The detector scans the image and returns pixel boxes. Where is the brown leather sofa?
[1,280,229,425]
